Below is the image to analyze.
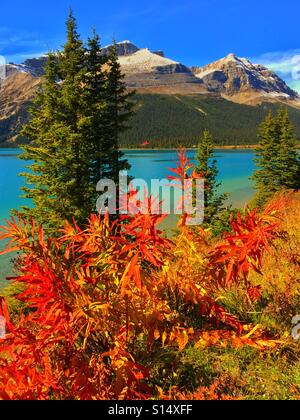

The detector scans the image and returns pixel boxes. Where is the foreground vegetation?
[0,151,299,400]
[0,11,299,401]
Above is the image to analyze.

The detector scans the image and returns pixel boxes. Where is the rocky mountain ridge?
[3,42,299,104]
[192,53,299,105]
[1,41,300,145]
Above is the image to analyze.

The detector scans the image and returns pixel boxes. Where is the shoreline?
[0,145,259,152]
[122,145,258,151]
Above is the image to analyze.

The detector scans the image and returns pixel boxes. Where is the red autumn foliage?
[208,195,287,288]
[0,150,289,400]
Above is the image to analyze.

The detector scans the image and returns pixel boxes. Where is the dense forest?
[120,94,300,147]
[2,93,300,148]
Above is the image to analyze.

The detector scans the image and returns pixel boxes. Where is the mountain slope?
[118,48,204,89]
[119,93,300,147]
[0,71,41,144]
[192,54,300,106]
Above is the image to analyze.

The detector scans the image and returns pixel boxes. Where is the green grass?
[147,344,300,400]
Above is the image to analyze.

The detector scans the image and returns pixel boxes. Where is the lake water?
[126,149,255,208]
[0,148,255,287]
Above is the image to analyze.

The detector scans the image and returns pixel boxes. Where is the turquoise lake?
[0,148,255,286]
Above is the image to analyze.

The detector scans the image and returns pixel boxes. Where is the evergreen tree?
[276,108,300,190]
[80,30,110,201]
[19,51,67,228]
[103,42,134,183]
[195,129,227,226]
[19,12,134,230]
[55,10,89,221]
[20,11,88,229]
[252,111,279,206]
[252,108,300,206]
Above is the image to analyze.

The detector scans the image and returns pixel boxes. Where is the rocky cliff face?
[5,46,297,102]
[22,56,49,77]
[6,56,48,78]
[192,53,299,104]
[102,40,140,57]
[118,48,203,88]
[0,71,42,144]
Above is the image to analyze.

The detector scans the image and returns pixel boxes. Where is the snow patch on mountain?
[118,48,179,73]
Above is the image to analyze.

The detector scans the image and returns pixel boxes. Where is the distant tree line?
[2,90,300,149]
[119,94,300,148]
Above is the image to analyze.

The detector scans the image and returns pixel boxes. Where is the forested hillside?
[120,94,300,147]
[2,92,300,148]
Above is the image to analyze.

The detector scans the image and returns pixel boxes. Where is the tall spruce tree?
[103,42,134,182]
[20,12,134,230]
[80,30,109,201]
[19,51,68,228]
[252,111,279,206]
[195,129,227,226]
[253,108,300,206]
[276,108,300,190]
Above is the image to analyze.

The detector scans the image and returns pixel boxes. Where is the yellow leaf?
[162,331,168,347]
[242,324,262,339]
[154,329,160,340]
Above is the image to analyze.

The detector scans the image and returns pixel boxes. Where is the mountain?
[118,48,204,90]
[3,42,205,93]
[1,42,300,147]
[0,71,41,144]
[6,56,48,78]
[191,53,299,105]
[103,40,140,56]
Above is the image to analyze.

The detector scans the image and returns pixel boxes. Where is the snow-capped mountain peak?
[117,40,132,44]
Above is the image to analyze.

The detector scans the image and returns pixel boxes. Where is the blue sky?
[1,0,300,91]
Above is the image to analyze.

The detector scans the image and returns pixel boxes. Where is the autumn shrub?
[248,192,300,335]
[0,151,298,400]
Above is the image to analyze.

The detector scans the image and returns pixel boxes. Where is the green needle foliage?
[19,11,134,231]
[103,42,135,182]
[253,108,300,206]
[195,130,228,229]
[276,108,300,189]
